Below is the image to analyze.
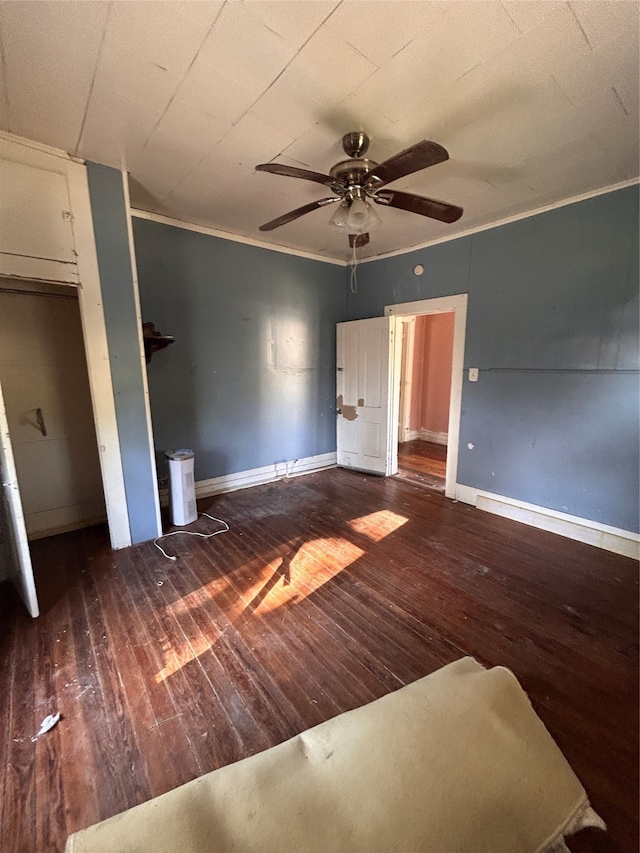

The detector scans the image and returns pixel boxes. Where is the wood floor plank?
[1,467,637,853]
[33,606,66,853]
[47,590,101,843]
[181,539,310,738]
[0,590,20,845]
[91,551,181,802]
[190,527,346,724]
[117,544,230,780]
[3,614,39,852]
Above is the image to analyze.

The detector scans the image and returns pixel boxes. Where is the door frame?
[397,316,417,443]
[385,294,468,499]
[0,281,109,540]
[0,131,132,550]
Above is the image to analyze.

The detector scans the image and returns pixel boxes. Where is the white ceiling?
[0,1,638,261]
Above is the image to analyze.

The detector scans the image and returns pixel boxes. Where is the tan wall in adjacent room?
[410,312,455,435]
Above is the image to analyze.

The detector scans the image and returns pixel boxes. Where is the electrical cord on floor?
[154,512,230,561]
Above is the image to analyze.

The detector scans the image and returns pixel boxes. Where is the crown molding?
[359,178,640,264]
[0,129,84,163]
[130,209,345,266]
[133,178,639,268]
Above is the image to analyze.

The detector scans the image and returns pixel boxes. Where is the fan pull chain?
[350,242,358,294]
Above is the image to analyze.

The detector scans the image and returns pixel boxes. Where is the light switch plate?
[469,368,479,382]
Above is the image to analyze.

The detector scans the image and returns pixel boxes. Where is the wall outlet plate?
[469,368,479,382]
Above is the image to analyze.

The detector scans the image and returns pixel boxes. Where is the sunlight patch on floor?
[154,537,365,682]
[155,557,285,682]
[254,537,365,616]
[346,509,408,542]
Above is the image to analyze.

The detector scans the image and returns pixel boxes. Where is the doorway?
[0,279,105,540]
[395,312,454,492]
[386,294,468,499]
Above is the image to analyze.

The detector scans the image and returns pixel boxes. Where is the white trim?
[0,276,78,297]
[400,429,420,443]
[455,484,640,559]
[387,294,466,317]
[419,429,448,446]
[122,171,163,539]
[386,295,466,500]
[388,316,402,475]
[26,504,107,541]
[66,160,132,549]
[398,316,416,441]
[130,208,345,266]
[0,129,76,163]
[5,129,631,270]
[0,131,131,550]
[27,516,107,541]
[159,452,337,507]
[0,253,79,283]
[361,178,640,264]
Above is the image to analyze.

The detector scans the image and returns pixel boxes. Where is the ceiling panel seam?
[74,3,112,156]
[138,0,227,158]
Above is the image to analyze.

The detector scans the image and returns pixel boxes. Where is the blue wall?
[347,185,639,532]
[133,219,347,483]
[86,163,160,545]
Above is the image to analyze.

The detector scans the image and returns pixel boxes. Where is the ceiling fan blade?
[364,140,449,187]
[259,198,338,231]
[349,233,369,248]
[256,163,339,187]
[374,190,463,224]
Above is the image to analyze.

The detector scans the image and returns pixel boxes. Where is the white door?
[0,379,39,617]
[0,289,105,538]
[336,317,401,475]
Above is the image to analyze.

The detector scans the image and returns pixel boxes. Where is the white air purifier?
[165,449,197,526]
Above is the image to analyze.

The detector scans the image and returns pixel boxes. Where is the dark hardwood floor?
[0,468,637,853]
[396,438,446,491]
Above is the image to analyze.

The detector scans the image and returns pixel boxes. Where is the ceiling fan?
[256,132,463,248]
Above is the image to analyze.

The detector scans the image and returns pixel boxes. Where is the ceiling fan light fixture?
[329,199,350,231]
[365,199,382,230]
[344,196,382,234]
[346,196,369,232]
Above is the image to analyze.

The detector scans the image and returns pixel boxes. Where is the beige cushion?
[65,657,602,853]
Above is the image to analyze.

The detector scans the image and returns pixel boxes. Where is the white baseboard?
[25,500,106,541]
[27,515,107,541]
[400,429,448,445]
[419,429,448,446]
[160,451,337,507]
[455,484,639,559]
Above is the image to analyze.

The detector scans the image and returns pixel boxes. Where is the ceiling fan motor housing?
[329,159,378,193]
[342,131,370,158]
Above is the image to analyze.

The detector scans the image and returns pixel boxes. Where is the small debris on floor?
[32,712,61,742]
